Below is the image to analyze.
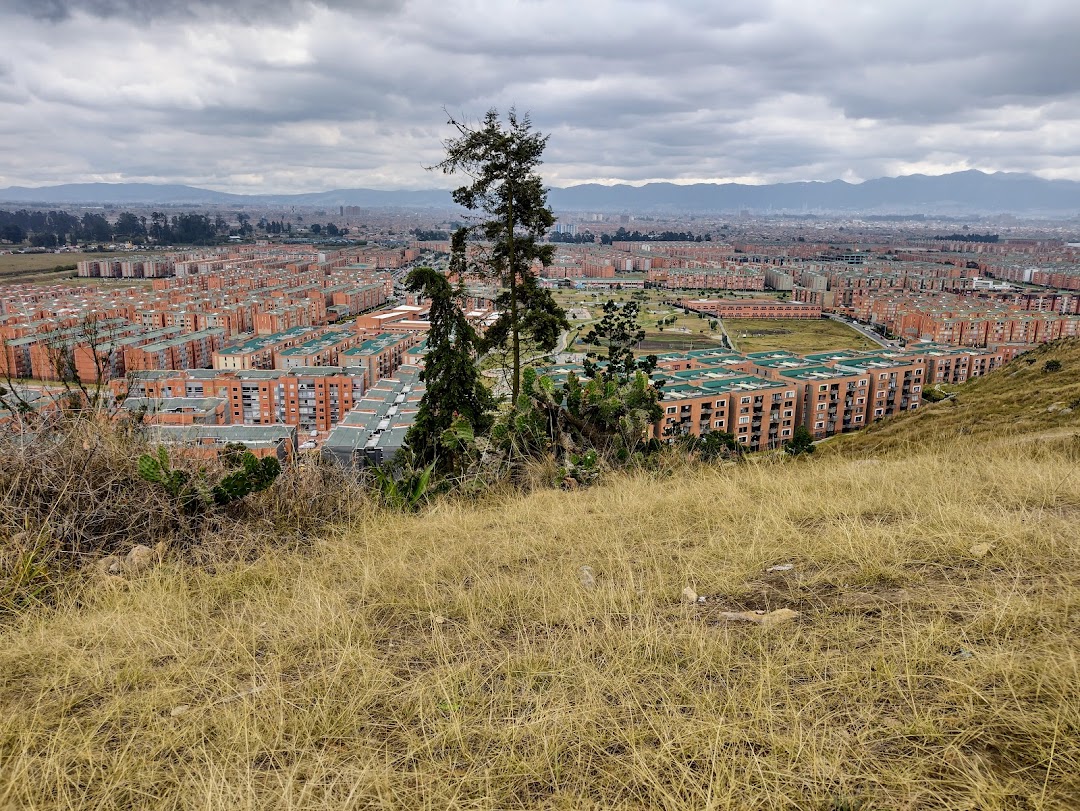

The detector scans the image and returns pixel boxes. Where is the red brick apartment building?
[115,366,368,433]
[679,299,823,319]
[655,375,799,450]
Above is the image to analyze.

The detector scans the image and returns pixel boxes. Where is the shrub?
[1043,359,1063,373]
[138,445,281,512]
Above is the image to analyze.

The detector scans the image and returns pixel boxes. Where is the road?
[825,314,899,350]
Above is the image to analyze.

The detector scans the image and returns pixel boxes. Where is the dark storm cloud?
[1,0,1079,191]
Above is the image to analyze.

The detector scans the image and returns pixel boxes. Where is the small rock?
[767,564,795,572]
[696,595,707,604]
[97,555,123,576]
[1047,403,1063,413]
[718,608,800,627]
[578,566,596,589]
[682,586,699,604]
[124,544,155,574]
[952,648,975,661]
[431,614,446,625]
[969,543,992,559]
[170,704,191,717]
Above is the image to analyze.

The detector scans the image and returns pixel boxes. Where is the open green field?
[725,317,880,354]
[0,251,166,286]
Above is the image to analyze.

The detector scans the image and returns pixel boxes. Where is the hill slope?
[1,346,1079,809]
[828,338,1080,456]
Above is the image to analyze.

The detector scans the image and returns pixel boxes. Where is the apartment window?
[815,421,824,428]
[715,421,726,429]
[854,415,863,422]
[874,408,884,416]
[784,410,793,417]
[666,406,676,414]
[785,391,795,398]
[782,429,791,437]
[739,416,749,424]
[819,384,828,391]
[912,385,921,393]
[715,400,725,408]
[817,403,826,410]
[741,397,751,404]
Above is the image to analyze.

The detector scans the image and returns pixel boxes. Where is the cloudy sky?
[1,0,1078,192]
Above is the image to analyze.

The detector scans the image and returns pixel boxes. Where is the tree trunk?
[507,182,520,406]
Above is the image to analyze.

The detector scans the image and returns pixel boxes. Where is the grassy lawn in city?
[725,317,880,354]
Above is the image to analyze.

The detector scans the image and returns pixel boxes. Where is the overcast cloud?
[1,0,1078,192]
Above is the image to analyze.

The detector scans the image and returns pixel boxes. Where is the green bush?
[138,445,281,514]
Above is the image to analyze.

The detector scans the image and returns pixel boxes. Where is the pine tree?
[433,108,568,405]
[403,266,493,473]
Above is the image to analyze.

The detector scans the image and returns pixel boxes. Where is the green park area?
[553,288,728,355]
[724,317,880,354]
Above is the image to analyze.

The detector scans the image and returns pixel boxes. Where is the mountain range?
[2,171,1079,214]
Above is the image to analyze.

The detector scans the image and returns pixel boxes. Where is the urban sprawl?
[3,217,1079,463]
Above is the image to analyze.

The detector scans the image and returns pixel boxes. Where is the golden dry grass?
[2,433,1079,808]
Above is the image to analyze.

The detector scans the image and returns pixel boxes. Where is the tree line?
[0,208,350,248]
[932,233,999,243]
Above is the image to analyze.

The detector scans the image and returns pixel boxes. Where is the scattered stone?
[1047,403,1064,413]
[97,555,123,576]
[431,614,446,625]
[767,564,795,572]
[969,543,992,559]
[578,566,596,589]
[170,704,191,717]
[718,608,800,627]
[952,648,975,661]
[696,595,707,604]
[682,586,699,604]
[124,544,155,574]
[1062,408,1074,414]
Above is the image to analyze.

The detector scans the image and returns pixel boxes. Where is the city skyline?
[1,0,1079,193]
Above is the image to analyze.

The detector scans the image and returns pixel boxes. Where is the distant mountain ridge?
[2,171,1079,213]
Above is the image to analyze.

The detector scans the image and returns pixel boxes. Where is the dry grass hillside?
[827,338,1080,456]
[1,343,1080,809]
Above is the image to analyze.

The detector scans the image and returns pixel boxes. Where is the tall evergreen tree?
[433,108,568,406]
[403,266,493,473]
